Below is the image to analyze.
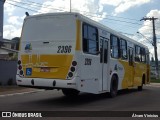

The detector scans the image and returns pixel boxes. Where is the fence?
[0,60,17,85]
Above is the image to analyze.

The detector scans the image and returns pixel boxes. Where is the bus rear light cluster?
[67,61,77,79]
[18,65,22,70]
[17,60,24,76]
[18,60,21,65]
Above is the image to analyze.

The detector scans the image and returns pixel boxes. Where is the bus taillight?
[18,65,22,70]
[18,60,21,65]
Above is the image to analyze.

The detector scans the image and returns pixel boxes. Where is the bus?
[16,12,150,97]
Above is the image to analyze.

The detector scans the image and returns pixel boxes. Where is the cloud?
[100,0,152,14]
[4,0,22,16]
[3,0,107,39]
[139,9,160,38]
[100,0,122,6]
[4,3,16,16]
[115,0,151,14]
[3,25,22,39]
[7,16,22,26]
[138,9,160,59]
[37,0,107,21]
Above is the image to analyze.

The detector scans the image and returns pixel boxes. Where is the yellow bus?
[16,12,150,97]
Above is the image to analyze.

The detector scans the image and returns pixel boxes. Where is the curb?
[147,83,160,87]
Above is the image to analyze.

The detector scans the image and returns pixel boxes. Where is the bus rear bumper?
[16,75,78,90]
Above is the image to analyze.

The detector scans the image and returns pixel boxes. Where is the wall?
[0,60,17,85]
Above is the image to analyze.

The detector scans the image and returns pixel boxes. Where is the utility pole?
[140,17,159,78]
[69,0,71,12]
[0,0,5,45]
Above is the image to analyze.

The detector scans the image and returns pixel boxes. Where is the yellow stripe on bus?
[21,54,73,79]
[75,20,81,51]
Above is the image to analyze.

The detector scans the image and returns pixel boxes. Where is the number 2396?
[57,46,72,53]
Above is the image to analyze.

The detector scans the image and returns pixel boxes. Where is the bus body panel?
[16,12,150,95]
[18,14,77,80]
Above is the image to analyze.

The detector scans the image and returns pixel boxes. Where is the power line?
[5,0,160,39]
[86,14,154,28]
[22,0,142,22]
[7,0,156,29]
[9,0,66,12]
[6,0,143,26]
[5,1,41,13]
[8,0,145,24]
[5,0,155,38]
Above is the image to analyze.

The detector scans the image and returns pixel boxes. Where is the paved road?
[0,84,160,119]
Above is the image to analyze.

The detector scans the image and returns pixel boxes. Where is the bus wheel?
[138,76,145,91]
[62,89,79,97]
[109,75,118,98]
[138,83,143,91]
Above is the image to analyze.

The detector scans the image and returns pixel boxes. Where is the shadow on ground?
[29,88,148,107]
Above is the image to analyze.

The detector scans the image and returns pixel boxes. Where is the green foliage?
[150,78,160,83]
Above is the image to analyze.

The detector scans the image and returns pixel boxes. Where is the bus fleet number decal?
[85,58,92,65]
[57,46,72,53]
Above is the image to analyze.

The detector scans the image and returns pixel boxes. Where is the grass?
[150,78,160,83]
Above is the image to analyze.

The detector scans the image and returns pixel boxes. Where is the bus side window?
[135,45,141,62]
[110,35,119,59]
[82,23,98,55]
[141,47,146,63]
[128,48,133,66]
[120,39,127,60]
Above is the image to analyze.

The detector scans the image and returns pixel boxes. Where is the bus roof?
[24,12,148,49]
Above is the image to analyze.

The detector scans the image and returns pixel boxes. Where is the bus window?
[141,47,146,63]
[120,39,127,60]
[83,23,98,55]
[128,48,133,66]
[135,45,141,62]
[110,35,119,59]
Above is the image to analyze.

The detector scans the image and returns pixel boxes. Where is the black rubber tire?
[138,75,145,91]
[109,75,118,98]
[138,78,144,91]
[138,85,143,91]
[62,89,79,97]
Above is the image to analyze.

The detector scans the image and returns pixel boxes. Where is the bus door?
[128,47,134,87]
[100,37,109,91]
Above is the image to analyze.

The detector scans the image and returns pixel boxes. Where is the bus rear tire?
[62,89,79,97]
[138,75,145,91]
[109,75,118,98]
[138,85,143,91]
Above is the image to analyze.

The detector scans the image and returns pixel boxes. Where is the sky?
[3,0,160,59]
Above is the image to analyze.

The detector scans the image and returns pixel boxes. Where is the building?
[0,38,18,85]
[0,39,18,60]
[150,61,160,78]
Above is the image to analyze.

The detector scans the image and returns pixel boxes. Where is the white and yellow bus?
[16,12,150,97]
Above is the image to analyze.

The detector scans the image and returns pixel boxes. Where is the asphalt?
[0,85,43,96]
[1,84,160,120]
[0,83,160,96]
